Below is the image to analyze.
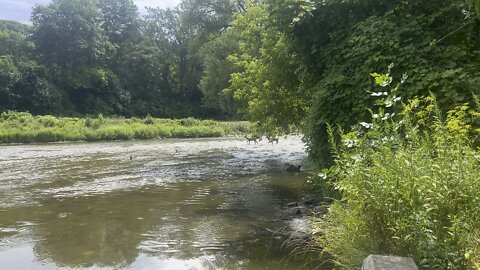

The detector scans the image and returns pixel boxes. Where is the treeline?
[0,0,244,119]
[2,0,479,139]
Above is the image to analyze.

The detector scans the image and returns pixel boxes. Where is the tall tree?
[143,7,203,113]
[31,0,126,115]
[228,1,308,132]
[98,0,140,45]
[199,29,241,118]
[31,0,111,69]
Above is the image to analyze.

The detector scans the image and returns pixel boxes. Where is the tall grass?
[312,72,480,269]
[0,111,251,143]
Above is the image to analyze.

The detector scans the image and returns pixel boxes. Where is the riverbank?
[0,111,251,143]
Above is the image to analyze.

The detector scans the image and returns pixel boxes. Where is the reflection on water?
[0,137,321,269]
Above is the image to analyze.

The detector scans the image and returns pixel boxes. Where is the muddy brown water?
[0,137,325,270]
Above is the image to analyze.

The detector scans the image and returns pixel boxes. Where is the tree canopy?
[0,0,243,118]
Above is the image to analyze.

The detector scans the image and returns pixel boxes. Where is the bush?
[144,114,155,125]
[313,73,480,269]
[179,117,199,126]
[37,115,59,127]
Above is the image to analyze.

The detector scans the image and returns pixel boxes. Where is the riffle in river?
[0,137,325,270]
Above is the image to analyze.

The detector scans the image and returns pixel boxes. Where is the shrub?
[144,114,155,125]
[179,117,199,126]
[131,123,157,139]
[313,72,480,269]
[37,115,59,127]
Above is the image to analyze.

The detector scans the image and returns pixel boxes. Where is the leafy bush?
[143,114,155,125]
[84,117,104,129]
[313,73,480,269]
[179,117,200,126]
[37,115,59,127]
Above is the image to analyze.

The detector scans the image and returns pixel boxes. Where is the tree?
[32,0,112,69]
[227,0,480,166]
[0,20,34,58]
[228,1,308,133]
[0,56,21,111]
[199,29,241,118]
[31,0,126,115]
[98,0,140,45]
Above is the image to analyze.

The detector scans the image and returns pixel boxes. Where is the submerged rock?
[285,163,301,172]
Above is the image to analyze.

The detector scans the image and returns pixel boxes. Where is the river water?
[0,137,319,270]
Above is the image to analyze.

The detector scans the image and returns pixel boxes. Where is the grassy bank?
[0,111,251,143]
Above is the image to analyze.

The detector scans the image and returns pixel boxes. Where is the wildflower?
[380,76,393,87]
[343,138,357,148]
[401,73,408,84]
[351,155,362,161]
[372,114,379,119]
[370,91,388,97]
[381,135,395,142]
[318,173,327,180]
[360,122,373,129]
[385,96,401,108]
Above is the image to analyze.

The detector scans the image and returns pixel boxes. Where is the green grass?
[0,111,251,143]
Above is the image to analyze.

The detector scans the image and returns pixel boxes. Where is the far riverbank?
[0,111,251,144]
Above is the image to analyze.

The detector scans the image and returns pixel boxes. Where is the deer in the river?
[267,136,279,144]
[285,163,301,172]
[245,135,259,144]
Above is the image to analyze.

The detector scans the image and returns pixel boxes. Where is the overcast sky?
[0,0,181,24]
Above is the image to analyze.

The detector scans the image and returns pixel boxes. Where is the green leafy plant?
[312,71,480,269]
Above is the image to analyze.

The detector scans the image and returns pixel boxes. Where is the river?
[0,137,321,270]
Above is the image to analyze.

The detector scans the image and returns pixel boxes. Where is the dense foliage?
[312,73,480,269]
[0,0,244,119]
[225,0,480,166]
[226,1,480,268]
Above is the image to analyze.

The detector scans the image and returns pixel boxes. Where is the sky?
[0,0,181,24]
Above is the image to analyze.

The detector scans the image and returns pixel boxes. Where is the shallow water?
[0,137,322,270]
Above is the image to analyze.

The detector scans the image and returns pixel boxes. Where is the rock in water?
[286,164,301,172]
